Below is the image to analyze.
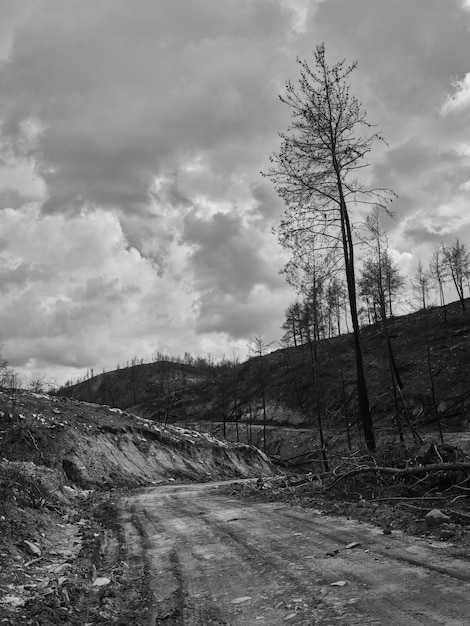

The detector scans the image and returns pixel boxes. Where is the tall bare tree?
[325,277,346,337]
[248,335,271,454]
[281,301,304,347]
[413,259,444,443]
[266,44,393,451]
[428,246,447,321]
[279,243,330,468]
[358,253,403,322]
[412,260,431,311]
[362,211,407,445]
[443,238,470,310]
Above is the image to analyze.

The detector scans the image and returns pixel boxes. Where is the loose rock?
[24,539,41,556]
[439,529,455,540]
[93,576,111,586]
[231,596,252,604]
[425,509,451,527]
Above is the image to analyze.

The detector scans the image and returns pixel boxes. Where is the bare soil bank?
[0,389,273,624]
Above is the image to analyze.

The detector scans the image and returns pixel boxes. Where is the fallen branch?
[370,496,445,502]
[449,495,467,504]
[325,463,470,491]
[281,450,319,463]
[24,555,45,567]
[445,509,470,522]
[398,503,434,512]
[290,482,314,490]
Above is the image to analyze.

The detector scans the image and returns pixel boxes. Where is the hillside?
[2,305,470,622]
[58,299,470,456]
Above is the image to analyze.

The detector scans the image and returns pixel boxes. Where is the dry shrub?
[0,459,63,511]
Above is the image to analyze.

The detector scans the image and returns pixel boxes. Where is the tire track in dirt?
[125,492,334,624]
[120,483,470,625]
[128,497,313,624]
[190,499,450,626]
[208,501,470,625]
[280,508,470,582]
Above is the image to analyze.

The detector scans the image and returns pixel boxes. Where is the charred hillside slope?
[57,300,470,442]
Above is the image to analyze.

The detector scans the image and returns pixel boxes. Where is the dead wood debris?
[325,463,470,491]
[226,442,470,537]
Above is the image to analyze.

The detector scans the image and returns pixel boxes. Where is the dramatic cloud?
[0,0,292,221]
[442,73,470,115]
[183,211,281,298]
[183,208,287,339]
[0,205,205,381]
[0,0,468,383]
[300,0,470,261]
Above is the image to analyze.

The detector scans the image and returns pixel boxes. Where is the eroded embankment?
[0,390,273,624]
[0,390,273,488]
[57,423,274,487]
[175,420,321,468]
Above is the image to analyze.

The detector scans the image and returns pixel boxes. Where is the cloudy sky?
[0,0,469,386]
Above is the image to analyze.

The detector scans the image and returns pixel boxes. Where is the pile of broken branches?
[323,443,470,523]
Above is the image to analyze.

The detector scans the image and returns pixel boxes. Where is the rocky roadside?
[0,481,136,626]
[224,472,470,560]
[0,483,169,626]
[0,389,274,625]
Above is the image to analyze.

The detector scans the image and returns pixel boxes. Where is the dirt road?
[120,481,470,625]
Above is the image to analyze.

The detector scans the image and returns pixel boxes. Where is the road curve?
[120,481,470,625]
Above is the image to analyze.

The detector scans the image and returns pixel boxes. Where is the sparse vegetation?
[55,298,470,470]
[265,44,396,452]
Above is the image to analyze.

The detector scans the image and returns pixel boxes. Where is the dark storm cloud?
[373,138,470,212]
[182,207,287,338]
[0,188,35,210]
[195,296,285,338]
[0,0,292,223]
[183,210,281,298]
[308,0,470,118]
[250,183,284,225]
[299,0,470,255]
